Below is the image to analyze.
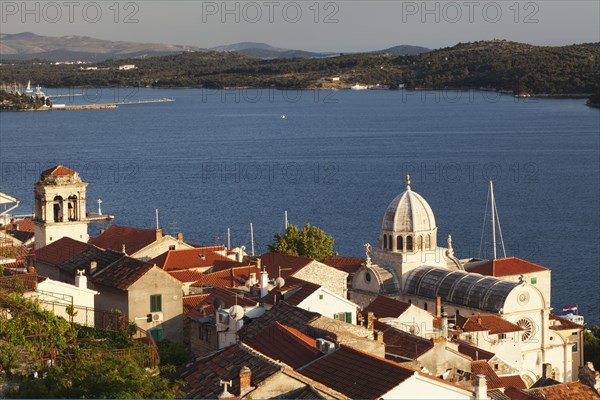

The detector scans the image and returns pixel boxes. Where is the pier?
[53,98,175,110]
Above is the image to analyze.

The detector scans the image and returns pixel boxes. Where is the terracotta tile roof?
[504,386,544,400]
[91,256,154,291]
[466,257,549,277]
[41,165,76,177]
[168,269,205,283]
[242,321,322,369]
[190,265,261,288]
[9,218,34,232]
[549,314,585,331]
[151,247,235,271]
[323,256,364,274]
[298,344,416,399]
[455,340,495,361]
[373,320,433,360]
[89,225,158,254]
[59,246,124,277]
[184,287,258,319]
[471,360,504,389]
[263,276,321,306]
[238,301,321,341]
[527,381,600,399]
[180,343,280,398]
[35,237,93,266]
[456,314,523,335]
[488,388,512,400]
[6,230,34,243]
[182,294,211,315]
[211,259,246,271]
[499,375,528,390]
[363,295,411,319]
[257,252,313,278]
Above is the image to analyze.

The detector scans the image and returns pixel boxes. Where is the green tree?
[268,224,335,261]
[584,327,600,369]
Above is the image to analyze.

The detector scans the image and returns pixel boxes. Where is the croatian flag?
[562,305,578,313]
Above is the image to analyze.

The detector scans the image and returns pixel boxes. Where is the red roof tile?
[168,269,205,283]
[35,237,93,266]
[499,375,528,390]
[471,360,504,389]
[263,276,321,306]
[363,295,411,319]
[10,218,34,232]
[457,314,523,335]
[185,287,258,319]
[323,256,364,274]
[466,257,549,277]
[242,322,321,369]
[180,344,280,398]
[298,344,415,399]
[504,387,543,400]
[190,265,261,289]
[374,320,434,360]
[527,381,600,399]
[455,340,495,361]
[151,247,235,271]
[90,225,159,254]
[549,314,585,331]
[92,256,154,291]
[257,252,313,278]
[41,165,76,177]
[183,294,211,315]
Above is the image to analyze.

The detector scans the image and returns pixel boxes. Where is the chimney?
[100,228,105,234]
[236,249,243,263]
[256,258,261,269]
[89,261,97,275]
[442,311,449,339]
[259,268,269,298]
[239,366,252,396]
[367,312,374,330]
[542,363,553,379]
[75,269,87,289]
[376,330,384,343]
[177,232,183,243]
[436,296,442,317]
[473,375,487,400]
[156,228,163,241]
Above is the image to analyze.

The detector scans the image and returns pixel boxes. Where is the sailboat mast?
[284,210,289,230]
[227,228,231,250]
[250,223,255,256]
[490,180,497,260]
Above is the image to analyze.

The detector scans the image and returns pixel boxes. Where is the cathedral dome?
[381,182,436,233]
[379,176,438,253]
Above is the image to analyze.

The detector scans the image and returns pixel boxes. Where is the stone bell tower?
[33,166,89,249]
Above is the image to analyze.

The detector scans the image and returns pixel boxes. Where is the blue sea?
[1,88,598,324]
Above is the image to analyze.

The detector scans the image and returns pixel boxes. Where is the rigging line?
[478,182,491,258]
[493,192,507,258]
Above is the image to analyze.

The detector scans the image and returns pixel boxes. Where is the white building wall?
[382,374,473,399]
[31,278,98,326]
[298,287,358,324]
[294,261,348,299]
[131,236,194,261]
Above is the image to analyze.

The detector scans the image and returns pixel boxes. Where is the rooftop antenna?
[155,209,159,230]
[479,180,507,259]
[250,223,255,256]
[97,199,103,215]
[227,227,231,250]
[278,266,292,278]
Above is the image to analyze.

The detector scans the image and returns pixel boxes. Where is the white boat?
[34,85,46,98]
[25,80,33,94]
[561,313,585,326]
[350,83,368,90]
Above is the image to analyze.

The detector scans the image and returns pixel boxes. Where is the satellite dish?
[241,245,246,251]
[213,298,226,310]
[275,277,285,288]
[229,305,244,320]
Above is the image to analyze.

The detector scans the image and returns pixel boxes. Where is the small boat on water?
[25,81,33,94]
[350,83,368,90]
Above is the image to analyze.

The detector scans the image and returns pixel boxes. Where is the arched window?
[397,236,403,252]
[68,195,78,221]
[53,196,63,222]
[425,234,431,250]
[417,235,423,250]
[424,302,428,311]
[406,236,413,251]
[383,235,388,249]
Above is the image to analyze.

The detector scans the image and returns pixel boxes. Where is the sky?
[1,1,599,51]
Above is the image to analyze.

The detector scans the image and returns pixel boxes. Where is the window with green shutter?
[150,294,162,312]
[531,277,537,284]
[150,328,163,342]
[345,312,352,323]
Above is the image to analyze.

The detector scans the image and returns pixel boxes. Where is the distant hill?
[370,45,430,55]
[211,42,338,59]
[0,32,205,61]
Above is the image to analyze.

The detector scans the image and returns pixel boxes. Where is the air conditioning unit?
[147,312,163,322]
